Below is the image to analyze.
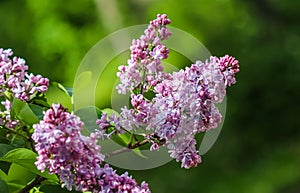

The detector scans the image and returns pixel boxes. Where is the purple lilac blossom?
[96,94,153,134]
[101,54,239,169]
[0,99,19,129]
[98,14,240,169]
[119,94,152,129]
[116,14,171,94]
[0,48,49,101]
[98,55,239,169]
[148,56,238,168]
[218,55,240,86]
[33,104,150,192]
[96,113,124,139]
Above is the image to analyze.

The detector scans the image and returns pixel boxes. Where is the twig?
[18,175,45,193]
[0,125,30,141]
[105,147,132,158]
[105,139,150,158]
[128,138,149,149]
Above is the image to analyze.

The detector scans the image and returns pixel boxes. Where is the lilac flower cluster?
[32,104,150,193]
[116,14,172,94]
[148,56,238,168]
[99,56,239,169]
[97,14,240,169]
[0,48,49,101]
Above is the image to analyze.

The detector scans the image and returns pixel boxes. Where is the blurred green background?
[1,0,300,192]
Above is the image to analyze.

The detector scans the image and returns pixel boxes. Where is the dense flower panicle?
[0,48,49,101]
[32,104,102,183]
[112,54,239,169]
[33,104,150,192]
[148,56,238,168]
[116,14,171,94]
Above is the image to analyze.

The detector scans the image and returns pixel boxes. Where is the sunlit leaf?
[111,132,131,147]
[101,108,120,117]
[6,163,35,188]
[29,104,45,120]
[132,148,148,159]
[112,133,148,158]
[46,82,72,110]
[0,148,58,182]
[11,98,39,125]
[0,143,15,175]
[6,182,24,193]
[64,87,74,97]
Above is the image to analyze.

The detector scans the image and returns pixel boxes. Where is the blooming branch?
[32,104,150,192]
[97,14,240,169]
[1,13,240,193]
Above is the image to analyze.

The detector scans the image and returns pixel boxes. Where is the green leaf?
[40,184,81,193]
[101,108,120,117]
[28,104,45,120]
[56,83,72,97]
[6,163,36,190]
[112,133,148,159]
[0,161,11,175]
[0,144,14,157]
[46,82,72,110]
[0,129,9,144]
[101,108,147,158]
[0,144,15,174]
[132,148,148,159]
[0,148,58,182]
[11,98,39,125]
[143,90,156,100]
[30,93,50,108]
[0,176,9,193]
[111,132,131,147]
[10,138,26,148]
[6,182,24,193]
[64,87,74,97]
[75,106,102,133]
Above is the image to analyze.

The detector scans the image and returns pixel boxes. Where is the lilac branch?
[105,139,150,158]
[18,175,45,193]
[0,125,30,141]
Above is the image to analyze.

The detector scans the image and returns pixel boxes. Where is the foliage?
[0,0,299,193]
[0,12,240,192]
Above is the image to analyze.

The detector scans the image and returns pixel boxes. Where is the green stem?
[18,175,45,193]
[0,125,30,141]
[105,139,150,158]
